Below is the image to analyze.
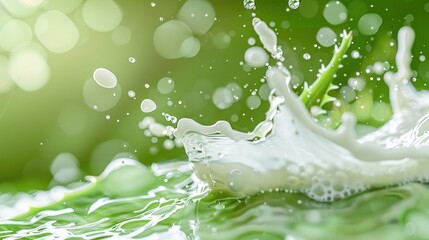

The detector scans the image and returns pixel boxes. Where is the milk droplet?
[288,0,300,9]
[93,68,117,88]
[140,99,157,113]
[128,90,136,98]
[243,0,255,10]
[303,53,311,60]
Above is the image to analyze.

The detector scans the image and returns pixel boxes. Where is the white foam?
[176,26,429,201]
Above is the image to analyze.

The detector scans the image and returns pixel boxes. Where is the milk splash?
[176,21,429,201]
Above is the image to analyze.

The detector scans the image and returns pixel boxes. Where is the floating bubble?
[1,0,41,17]
[141,99,157,113]
[157,77,175,95]
[258,83,271,100]
[226,82,242,101]
[83,79,121,112]
[163,139,175,150]
[149,122,168,137]
[177,0,215,35]
[248,37,256,45]
[316,27,337,47]
[128,57,136,63]
[371,102,392,122]
[0,19,32,52]
[0,55,13,94]
[358,13,383,36]
[180,36,201,58]
[244,46,269,68]
[9,48,50,92]
[82,0,122,32]
[138,116,155,130]
[212,87,234,109]
[93,68,117,89]
[246,95,261,109]
[323,1,348,25]
[339,85,356,102]
[348,77,366,91]
[405,14,414,23]
[153,20,193,59]
[213,32,231,50]
[288,0,300,10]
[111,25,132,46]
[50,153,80,184]
[35,10,79,53]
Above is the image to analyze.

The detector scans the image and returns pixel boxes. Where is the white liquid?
[175,25,429,201]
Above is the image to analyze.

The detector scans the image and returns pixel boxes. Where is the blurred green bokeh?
[0,0,428,190]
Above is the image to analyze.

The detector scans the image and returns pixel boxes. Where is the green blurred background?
[0,0,428,190]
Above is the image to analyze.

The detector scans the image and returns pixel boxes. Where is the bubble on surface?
[93,68,117,89]
[82,0,122,32]
[153,20,194,59]
[358,13,383,35]
[177,0,215,35]
[0,19,32,52]
[244,46,269,68]
[157,77,175,95]
[35,10,79,53]
[316,27,337,47]
[83,79,121,112]
[323,1,348,25]
[141,99,157,113]
[9,48,50,92]
[111,26,132,46]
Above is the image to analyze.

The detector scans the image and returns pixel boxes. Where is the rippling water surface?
[1,159,429,239]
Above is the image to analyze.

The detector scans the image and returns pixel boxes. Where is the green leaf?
[299,31,353,109]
